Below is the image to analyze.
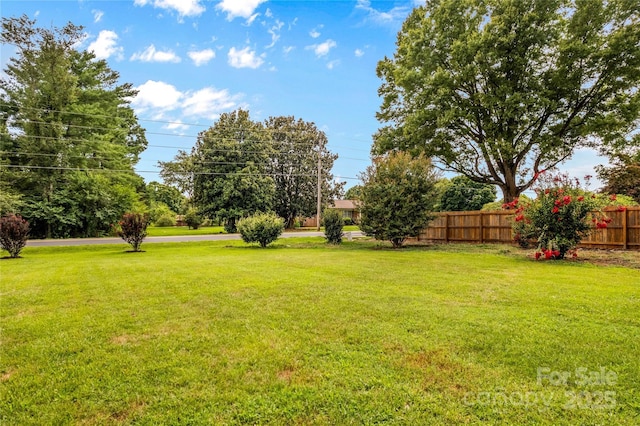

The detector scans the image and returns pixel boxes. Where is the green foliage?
[439,175,497,211]
[184,208,203,230]
[507,173,604,259]
[146,181,186,214]
[359,152,440,248]
[154,214,176,227]
[118,212,148,252]
[344,185,363,201]
[374,1,640,202]
[597,154,640,204]
[236,212,284,247]
[323,208,344,244]
[266,116,343,229]
[0,16,148,238]
[0,214,29,258]
[148,202,175,224]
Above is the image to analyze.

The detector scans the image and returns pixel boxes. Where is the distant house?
[302,200,360,227]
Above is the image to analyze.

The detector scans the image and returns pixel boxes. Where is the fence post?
[479,212,484,243]
[623,208,628,250]
[444,213,449,243]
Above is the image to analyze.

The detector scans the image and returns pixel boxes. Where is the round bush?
[155,214,176,227]
[0,214,30,258]
[237,212,284,247]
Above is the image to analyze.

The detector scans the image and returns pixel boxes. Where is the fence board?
[417,207,640,250]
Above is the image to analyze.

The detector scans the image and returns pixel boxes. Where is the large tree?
[374,0,640,202]
[265,116,342,229]
[0,16,147,237]
[192,109,275,232]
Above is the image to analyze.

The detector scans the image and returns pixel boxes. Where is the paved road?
[26,231,364,247]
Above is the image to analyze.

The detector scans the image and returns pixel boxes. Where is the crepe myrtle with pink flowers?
[504,172,610,259]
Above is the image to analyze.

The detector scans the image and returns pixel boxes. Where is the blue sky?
[1,0,605,191]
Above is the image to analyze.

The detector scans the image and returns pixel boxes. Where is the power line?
[0,163,360,179]
[0,134,371,161]
[2,105,374,152]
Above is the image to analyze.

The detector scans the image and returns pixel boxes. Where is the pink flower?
[552,206,559,214]
[618,206,626,212]
[577,196,584,202]
[610,194,617,201]
[535,252,541,260]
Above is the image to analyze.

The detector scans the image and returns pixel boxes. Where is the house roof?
[330,199,358,210]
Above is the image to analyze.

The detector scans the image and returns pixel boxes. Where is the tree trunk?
[499,184,521,204]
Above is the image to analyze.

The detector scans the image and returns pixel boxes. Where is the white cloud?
[306,39,336,57]
[216,0,266,21]
[246,13,260,26]
[266,20,284,48]
[130,45,181,63]
[92,9,104,23]
[355,48,364,57]
[309,24,323,39]
[165,120,190,131]
[88,30,123,60]
[188,48,215,66]
[132,81,243,120]
[283,46,294,55]
[228,47,264,69]
[134,0,205,18]
[131,80,183,111]
[327,60,340,70]
[182,87,242,119]
[355,0,410,26]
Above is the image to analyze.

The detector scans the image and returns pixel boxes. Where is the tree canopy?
[160,110,342,230]
[0,16,147,238]
[439,175,496,211]
[265,116,342,228]
[192,109,274,232]
[374,0,640,202]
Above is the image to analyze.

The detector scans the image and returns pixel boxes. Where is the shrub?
[343,217,354,226]
[237,212,284,247]
[118,212,148,252]
[185,208,203,230]
[148,202,175,224]
[323,209,344,244]
[507,173,605,259]
[155,214,176,227]
[359,152,440,248]
[0,214,29,258]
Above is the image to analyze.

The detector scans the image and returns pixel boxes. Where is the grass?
[146,226,226,236]
[146,225,360,237]
[1,240,639,424]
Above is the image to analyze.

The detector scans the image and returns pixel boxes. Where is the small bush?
[507,172,605,259]
[0,214,29,258]
[155,214,176,227]
[237,212,284,248]
[323,209,344,244]
[343,217,354,226]
[118,212,148,252]
[185,208,203,230]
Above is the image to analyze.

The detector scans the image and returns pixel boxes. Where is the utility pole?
[316,149,322,231]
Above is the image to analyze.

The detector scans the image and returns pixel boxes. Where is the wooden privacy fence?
[417,207,640,250]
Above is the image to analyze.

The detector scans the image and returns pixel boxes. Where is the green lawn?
[146,225,359,237]
[146,226,226,236]
[1,240,639,424]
